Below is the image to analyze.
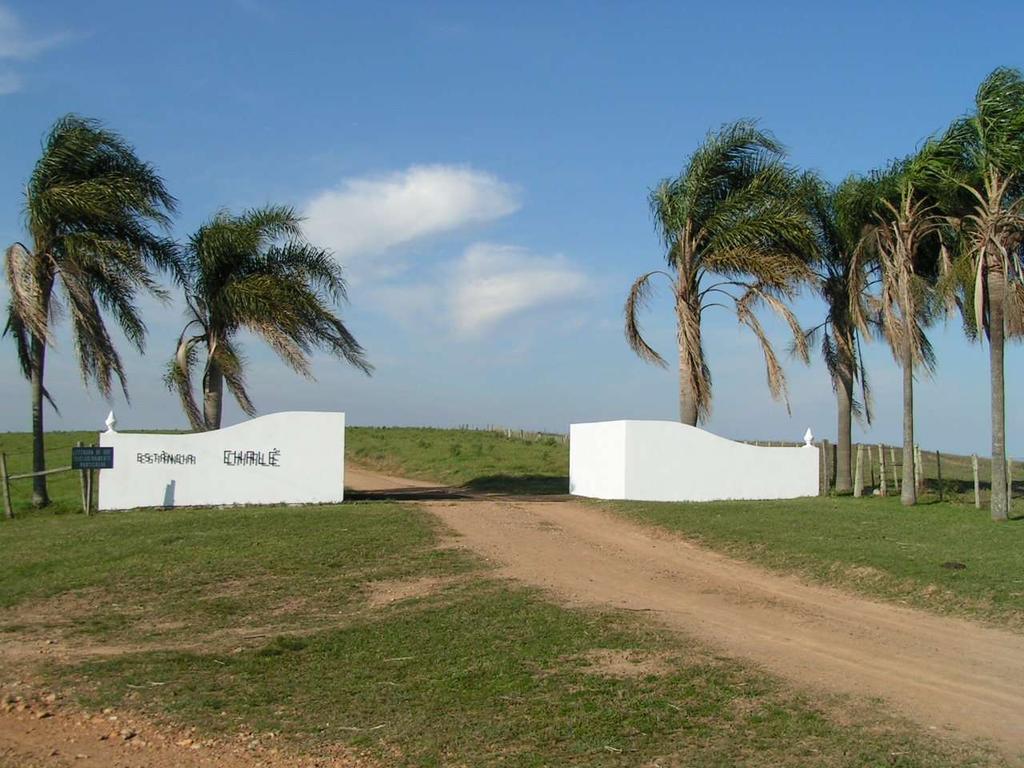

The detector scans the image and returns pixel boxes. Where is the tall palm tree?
[167,206,371,430]
[802,175,874,493]
[932,67,1024,521]
[624,121,817,425]
[4,115,177,507]
[851,157,942,506]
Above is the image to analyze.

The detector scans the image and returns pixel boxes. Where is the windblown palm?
[625,121,817,425]
[167,206,371,430]
[933,67,1024,521]
[802,175,874,493]
[4,115,177,506]
[851,158,942,506]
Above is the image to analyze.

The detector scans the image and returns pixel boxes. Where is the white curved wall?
[98,411,345,510]
[570,420,818,502]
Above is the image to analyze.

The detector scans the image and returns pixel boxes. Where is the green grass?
[1,500,996,766]
[347,426,569,494]
[609,496,1024,630]
[0,430,100,516]
[0,501,467,643]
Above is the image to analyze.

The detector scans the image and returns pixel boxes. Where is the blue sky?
[0,0,1021,455]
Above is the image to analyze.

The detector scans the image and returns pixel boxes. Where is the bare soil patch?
[0,685,372,768]
[364,576,460,608]
[574,648,677,679]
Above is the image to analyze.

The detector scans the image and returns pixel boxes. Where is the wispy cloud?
[0,4,68,95]
[450,243,589,336]
[366,282,443,329]
[302,165,520,277]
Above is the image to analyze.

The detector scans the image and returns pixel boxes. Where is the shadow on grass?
[346,474,569,502]
[463,474,569,496]
[345,485,471,501]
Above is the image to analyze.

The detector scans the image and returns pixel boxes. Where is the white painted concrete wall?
[569,421,627,499]
[570,420,819,502]
[98,411,345,510]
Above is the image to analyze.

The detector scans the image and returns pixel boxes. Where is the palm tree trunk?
[676,293,701,427]
[203,359,224,430]
[678,349,699,426]
[900,339,916,506]
[835,369,854,494]
[29,332,49,507]
[988,269,1008,521]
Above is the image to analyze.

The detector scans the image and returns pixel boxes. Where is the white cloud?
[0,5,67,95]
[366,283,443,329]
[450,243,589,336]
[302,165,519,273]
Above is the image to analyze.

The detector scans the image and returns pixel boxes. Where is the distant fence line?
[451,425,570,444]
[811,441,1013,507]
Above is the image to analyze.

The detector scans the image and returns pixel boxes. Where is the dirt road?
[348,465,1024,759]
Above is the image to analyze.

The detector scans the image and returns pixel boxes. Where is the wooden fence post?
[819,442,825,495]
[914,445,923,494]
[87,468,94,516]
[1008,458,1014,514]
[77,440,89,514]
[853,444,863,498]
[879,445,887,497]
[0,452,12,520]
[819,442,827,495]
[972,454,981,509]
[935,450,943,502]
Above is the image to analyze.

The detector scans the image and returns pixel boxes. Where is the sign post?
[72,446,113,515]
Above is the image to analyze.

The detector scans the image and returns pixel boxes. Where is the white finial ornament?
[105,410,117,433]
[803,428,813,447]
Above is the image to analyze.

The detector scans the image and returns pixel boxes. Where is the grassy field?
[1,496,997,766]
[346,426,569,494]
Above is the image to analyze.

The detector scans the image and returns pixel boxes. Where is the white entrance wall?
[570,420,819,502]
[98,411,345,510]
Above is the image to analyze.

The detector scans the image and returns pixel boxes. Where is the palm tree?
[802,175,874,493]
[932,67,1024,521]
[4,115,177,507]
[851,157,943,506]
[624,121,817,425]
[166,206,372,430]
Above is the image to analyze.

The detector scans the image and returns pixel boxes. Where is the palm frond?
[743,283,809,363]
[4,243,50,342]
[856,334,874,426]
[214,339,257,417]
[164,325,206,430]
[735,294,790,411]
[624,271,671,367]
